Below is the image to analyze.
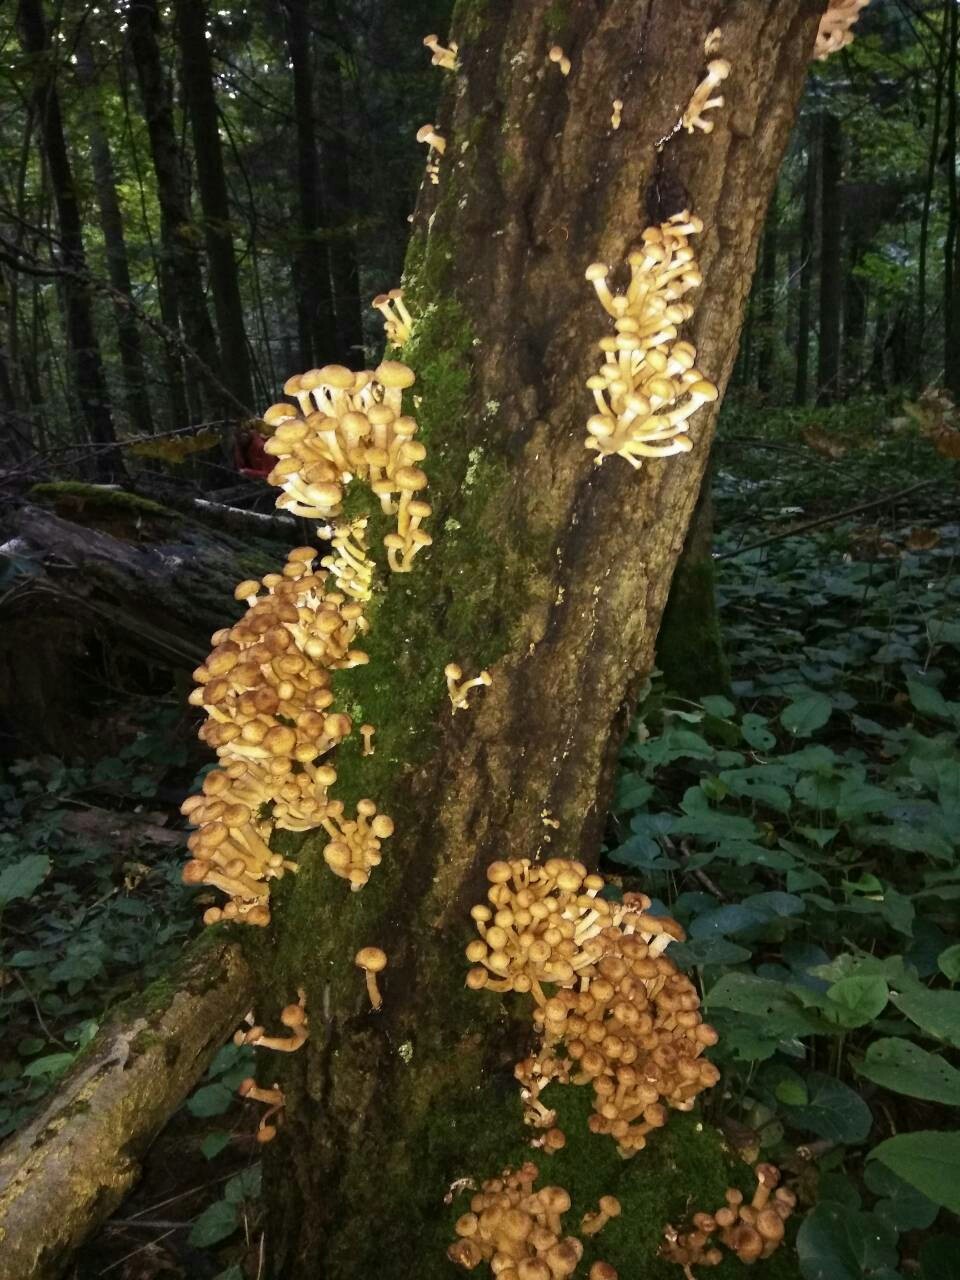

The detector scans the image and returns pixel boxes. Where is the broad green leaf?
[864,1160,939,1231]
[825,976,889,1028]
[187,1082,235,1118]
[891,985,960,1048]
[22,1053,74,1080]
[781,693,832,737]
[701,695,735,718]
[779,1072,872,1143]
[188,1198,239,1247]
[0,855,51,907]
[672,812,758,842]
[857,1038,960,1105]
[937,945,960,982]
[869,1131,960,1213]
[908,680,952,722]
[741,713,776,750]
[201,1132,231,1161]
[796,1203,900,1280]
[225,1164,262,1202]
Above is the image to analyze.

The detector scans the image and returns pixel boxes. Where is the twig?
[98,1228,177,1274]
[714,479,936,560]
[13,971,69,1049]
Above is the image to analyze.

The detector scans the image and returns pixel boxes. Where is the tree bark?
[244,4,824,1278]
[75,41,155,437]
[843,236,868,389]
[175,0,255,413]
[126,0,220,423]
[816,111,842,405]
[755,192,779,397]
[17,0,124,482]
[944,0,960,394]
[285,0,338,370]
[0,937,253,1280]
[793,126,817,405]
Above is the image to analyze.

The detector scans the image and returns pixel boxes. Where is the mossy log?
[243,5,823,1277]
[0,936,253,1280]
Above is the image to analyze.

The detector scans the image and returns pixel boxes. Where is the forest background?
[0,1,959,1279]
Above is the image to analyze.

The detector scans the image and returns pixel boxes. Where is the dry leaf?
[905,527,941,551]
[800,424,847,459]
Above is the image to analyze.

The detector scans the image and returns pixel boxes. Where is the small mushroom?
[581,1195,621,1236]
[355,946,388,1010]
[360,723,376,756]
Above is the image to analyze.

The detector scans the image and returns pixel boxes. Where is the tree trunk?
[755,192,779,397]
[317,0,365,366]
[285,0,338,370]
[246,5,824,1278]
[843,237,868,389]
[944,0,960,394]
[126,0,220,424]
[656,473,729,699]
[175,0,255,413]
[75,42,155,437]
[793,127,817,405]
[17,0,124,482]
[816,111,842,405]
[916,0,949,390]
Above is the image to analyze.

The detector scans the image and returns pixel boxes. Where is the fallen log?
[0,935,253,1280]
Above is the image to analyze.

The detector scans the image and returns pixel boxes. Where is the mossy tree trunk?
[252,4,823,1276]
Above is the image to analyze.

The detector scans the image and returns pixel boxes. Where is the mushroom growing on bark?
[356,946,388,1010]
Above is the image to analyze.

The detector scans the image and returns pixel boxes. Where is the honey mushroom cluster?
[181,546,393,923]
[448,1162,619,1280]
[423,31,458,70]
[234,989,309,1053]
[661,1164,796,1277]
[319,517,374,603]
[584,211,718,468]
[815,0,871,60]
[465,860,719,1158]
[417,123,446,184]
[261,360,432,575]
[681,59,730,134]
[371,289,414,346]
[445,662,493,712]
[237,1077,286,1143]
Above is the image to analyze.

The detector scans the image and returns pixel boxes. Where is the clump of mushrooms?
[372,289,415,346]
[447,1162,619,1278]
[423,32,458,71]
[682,59,730,134]
[815,0,871,60]
[234,989,308,1053]
[660,1163,796,1277]
[465,860,719,1156]
[445,662,492,712]
[584,211,718,469]
[181,545,393,923]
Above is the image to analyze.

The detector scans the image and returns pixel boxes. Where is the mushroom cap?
[355,946,387,973]
[416,123,437,143]
[375,360,416,389]
[598,1195,621,1218]
[585,262,610,282]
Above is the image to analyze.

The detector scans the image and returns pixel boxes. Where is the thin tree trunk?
[317,0,365,366]
[18,0,124,482]
[843,237,868,388]
[175,0,255,412]
[285,0,337,371]
[944,0,960,393]
[817,111,842,404]
[794,126,817,405]
[126,0,220,423]
[251,4,826,1276]
[75,42,155,436]
[756,193,779,397]
[917,0,949,389]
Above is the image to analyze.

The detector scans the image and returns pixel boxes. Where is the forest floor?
[1,393,957,1279]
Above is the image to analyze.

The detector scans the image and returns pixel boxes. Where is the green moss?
[29,482,177,521]
[544,0,570,37]
[321,1077,800,1279]
[451,0,488,41]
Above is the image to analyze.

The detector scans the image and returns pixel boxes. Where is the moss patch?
[29,481,178,528]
